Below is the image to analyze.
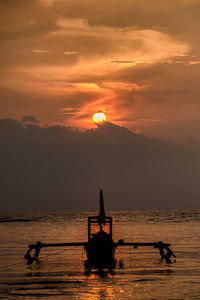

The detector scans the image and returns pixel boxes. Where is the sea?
[0,210,199,299]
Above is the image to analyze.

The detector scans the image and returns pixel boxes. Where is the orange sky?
[1,0,200,143]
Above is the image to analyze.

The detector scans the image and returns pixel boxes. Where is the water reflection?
[85,285,115,300]
[84,268,116,278]
[83,274,115,300]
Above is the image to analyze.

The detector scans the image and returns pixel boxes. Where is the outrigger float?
[24,190,176,266]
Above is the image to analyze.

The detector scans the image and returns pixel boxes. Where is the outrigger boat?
[24,190,176,266]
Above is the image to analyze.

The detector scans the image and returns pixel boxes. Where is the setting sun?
[93,112,106,123]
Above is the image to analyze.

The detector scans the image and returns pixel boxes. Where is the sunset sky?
[1,1,200,211]
[1,0,200,143]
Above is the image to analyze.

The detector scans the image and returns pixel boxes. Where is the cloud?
[1,0,200,145]
[0,18,189,131]
[32,49,50,53]
[50,19,189,63]
[186,61,200,65]
[64,51,79,55]
[0,118,200,211]
[22,115,40,123]
[40,0,56,6]
[56,17,90,30]
[111,61,135,65]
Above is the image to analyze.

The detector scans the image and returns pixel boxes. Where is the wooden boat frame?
[24,190,176,266]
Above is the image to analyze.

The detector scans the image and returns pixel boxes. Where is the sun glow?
[93,112,106,123]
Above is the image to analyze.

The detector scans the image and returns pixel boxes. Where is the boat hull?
[84,240,116,266]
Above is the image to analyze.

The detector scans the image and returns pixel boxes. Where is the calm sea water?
[0,210,199,299]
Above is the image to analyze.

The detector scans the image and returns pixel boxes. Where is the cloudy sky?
[1,1,200,211]
[1,0,200,143]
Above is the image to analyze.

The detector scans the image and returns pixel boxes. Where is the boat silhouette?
[24,190,176,266]
[84,189,116,266]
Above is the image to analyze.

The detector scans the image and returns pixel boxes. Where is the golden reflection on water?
[84,274,115,300]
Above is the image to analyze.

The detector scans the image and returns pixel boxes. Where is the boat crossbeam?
[115,241,171,248]
[24,241,86,265]
[28,242,86,249]
[115,240,176,263]
[24,240,175,265]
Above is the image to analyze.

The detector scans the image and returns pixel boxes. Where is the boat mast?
[98,189,106,229]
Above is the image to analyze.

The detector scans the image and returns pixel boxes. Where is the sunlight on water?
[0,210,200,299]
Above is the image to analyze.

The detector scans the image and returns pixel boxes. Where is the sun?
[93,112,106,123]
